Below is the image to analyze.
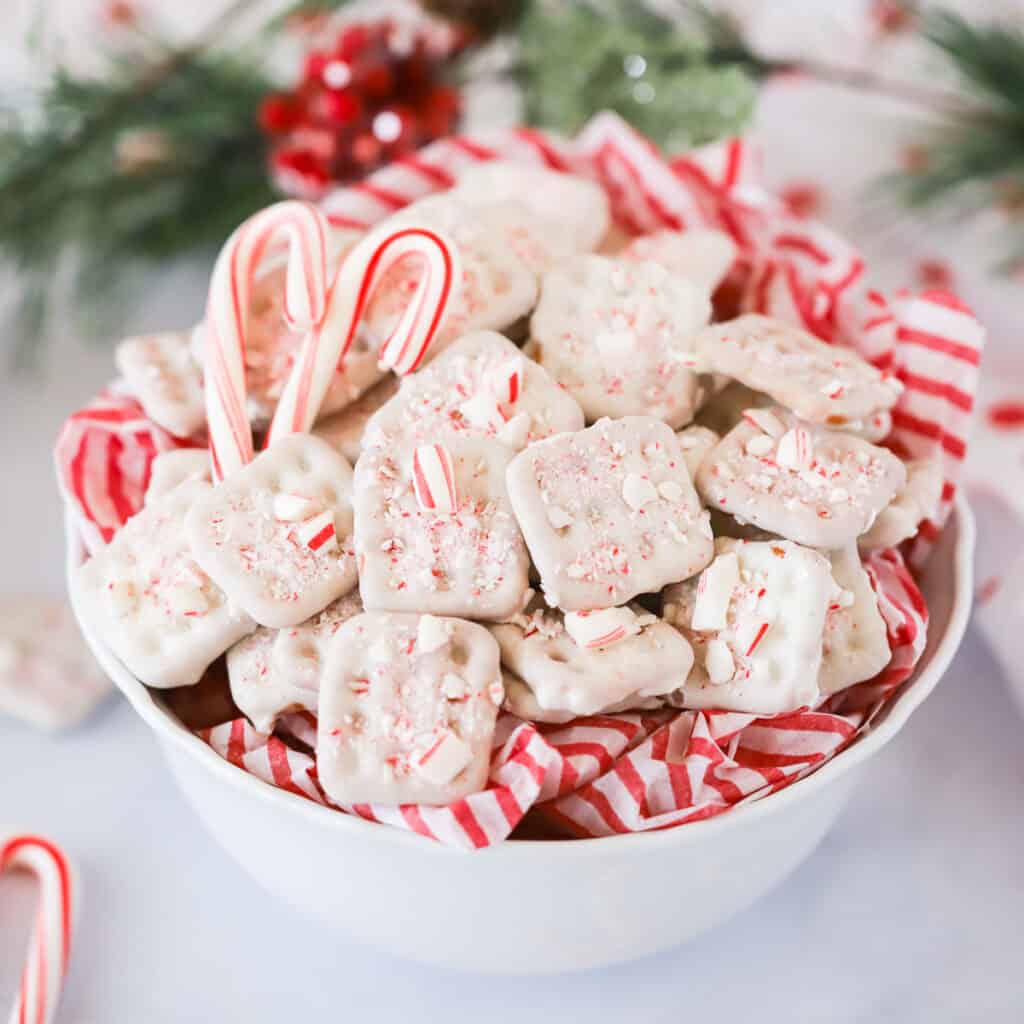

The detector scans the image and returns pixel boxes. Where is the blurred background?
[2,1,1023,1020]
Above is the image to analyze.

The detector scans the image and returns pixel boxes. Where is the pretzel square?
[490,599,693,717]
[353,436,530,620]
[454,160,611,253]
[115,331,205,438]
[506,417,714,611]
[227,589,363,733]
[696,408,906,548]
[362,330,584,452]
[530,254,711,427]
[316,611,502,805]
[819,544,890,696]
[692,314,903,427]
[187,435,357,629]
[71,480,255,689]
[663,538,836,714]
[145,449,210,504]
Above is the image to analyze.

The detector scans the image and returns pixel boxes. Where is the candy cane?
[1,834,78,1024]
[267,223,460,445]
[412,443,458,513]
[204,201,329,481]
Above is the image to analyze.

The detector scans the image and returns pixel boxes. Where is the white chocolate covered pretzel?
[859,457,944,551]
[696,408,906,548]
[454,160,611,253]
[506,417,714,611]
[187,434,357,629]
[663,538,837,714]
[490,599,692,717]
[676,425,720,480]
[0,596,111,730]
[71,480,255,688]
[362,330,584,452]
[531,254,711,427]
[354,436,530,620]
[115,331,205,438]
[144,448,211,503]
[317,611,503,805]
[227,589,363,733]
[620,228,737,294]
[693,314,903,427]
[819,544,890,696]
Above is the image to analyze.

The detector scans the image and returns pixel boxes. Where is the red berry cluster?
[260,20,463,199]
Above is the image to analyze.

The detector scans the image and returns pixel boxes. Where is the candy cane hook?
[267,223,461,444]
[2,834,78,1024]
[204,201,329,482]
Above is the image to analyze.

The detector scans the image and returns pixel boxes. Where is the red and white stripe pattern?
[411,443,457,513]
[489,356,524,408]
[203,201,329,481]
[200,543,928,847]
[54,388,197,554]
[2,833,78,1024]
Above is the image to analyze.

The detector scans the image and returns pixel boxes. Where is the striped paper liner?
[54,385,200,555]
[63,112,980,847]
[198,543,926,848]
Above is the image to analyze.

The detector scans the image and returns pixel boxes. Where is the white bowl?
[67,497,974,974]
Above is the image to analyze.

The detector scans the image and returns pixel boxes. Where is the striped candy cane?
[204,201,329,481]
[412,443,458,513]
[2,834,78,1024]
[267,223,460,445]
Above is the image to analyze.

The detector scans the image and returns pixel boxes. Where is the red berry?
[258,94,297,134]
[352,133,381,167]
[337,25,370,60]
[362,63,395,98]
[323,89,361,125]
[303,50,329,83]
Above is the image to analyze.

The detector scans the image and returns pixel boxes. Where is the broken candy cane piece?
[705,637,735,684]
[412,443,458,513]
[692,551,740,631]
[460,389,506,431]
[489,356,524,407]
[742,407,785,438]
[564,606,643,649]
[775,426,812,471]
[297,511,337,552]
[413,729,474,784]
[622,473,659,511]
[417,613,451,653]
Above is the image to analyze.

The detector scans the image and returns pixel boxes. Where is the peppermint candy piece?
[490,356,524,407]
[564,606,643,649]
[691,551,740,631]
[412,444,458,514]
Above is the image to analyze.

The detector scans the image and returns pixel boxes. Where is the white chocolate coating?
[145,449,211,503]
[859,457,944,551]
[620,228,737,294]
[312,375,400,464]
[227,590,363,733]
[317,611,502,805]
[72,480,255,688]
[697,409,906,548]
[187,435,358,629]
[362,330,584,452]
[531,255,711,427]
[0,596,112,730]
[663,538,836,715]
[819,544,890,696]
[115,331,205,438]
[354,436,530,620]
[491,600,692,717]
[693,314,903,427]
[454,160,611,253]
[506,417,714,611]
